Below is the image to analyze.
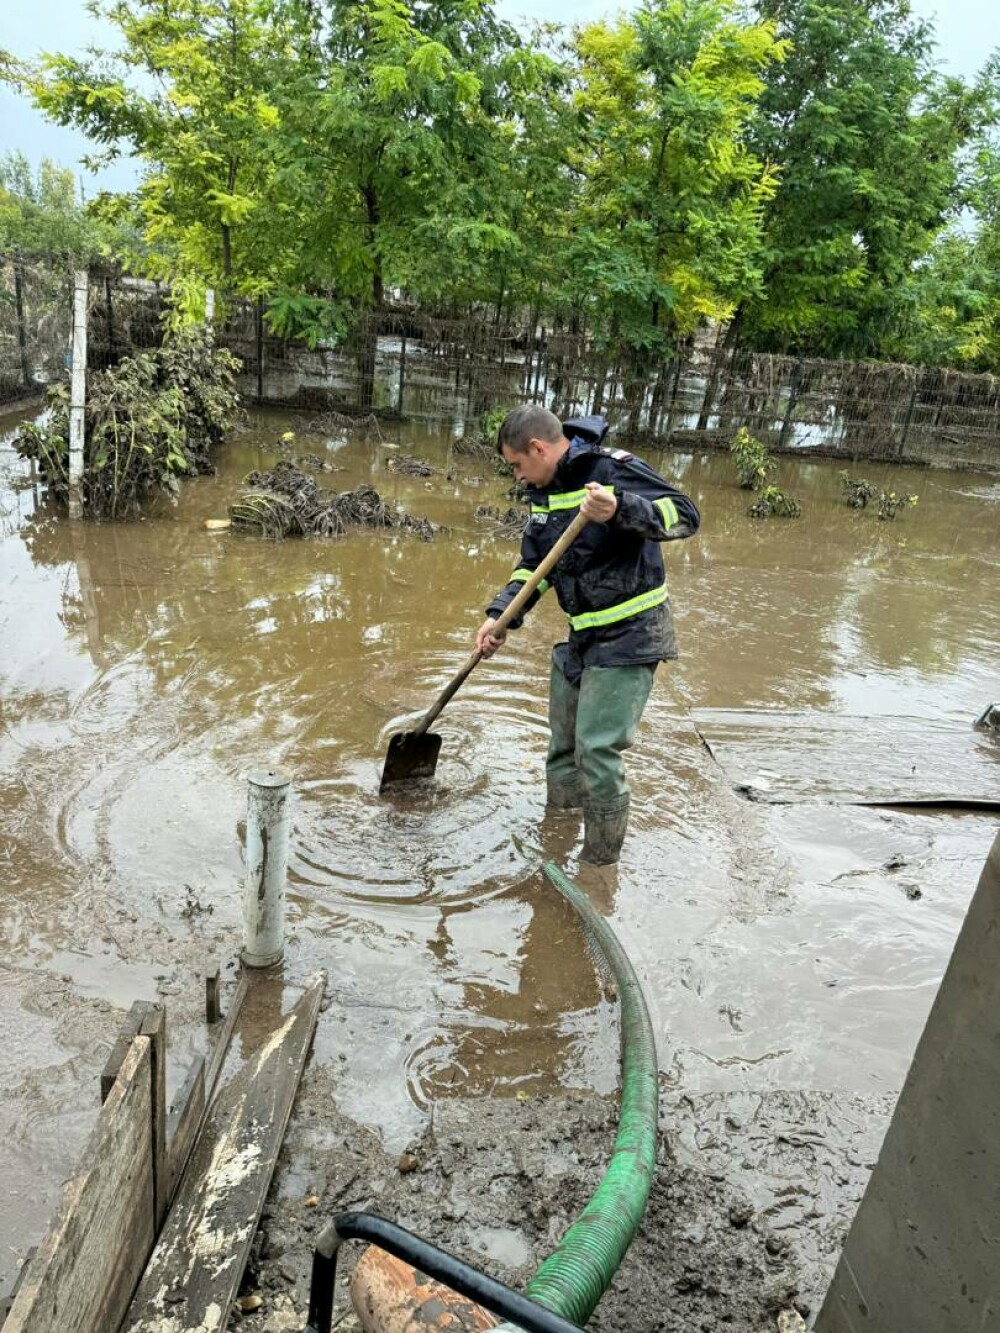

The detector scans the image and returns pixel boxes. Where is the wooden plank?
[4,1038,155,1333]
[693,709,1000,808]
[206,967,222,1025]
[122,971,326,1333]
[139,1006,167,1232]
[203,970,249,1101]
[100,1001,147,1104]
[165,1057,206,1208]
[0,1250,36,1328]
[162,972,246,1212]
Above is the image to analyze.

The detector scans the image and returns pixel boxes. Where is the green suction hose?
[518,861,660,1327]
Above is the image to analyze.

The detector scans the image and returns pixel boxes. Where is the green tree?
[23,0,304,310]
[562,0,785,418]
[0,152,107,258]
[744,0,977,358]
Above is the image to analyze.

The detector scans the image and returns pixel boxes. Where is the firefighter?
[475,404,700,864]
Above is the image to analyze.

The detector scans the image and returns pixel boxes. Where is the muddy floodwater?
[1,405,998,1319]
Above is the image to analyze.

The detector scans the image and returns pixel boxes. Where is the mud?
[226,1074,890,1332]
[1,403,998,1327]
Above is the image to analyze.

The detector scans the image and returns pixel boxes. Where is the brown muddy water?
[0,405,997,1312]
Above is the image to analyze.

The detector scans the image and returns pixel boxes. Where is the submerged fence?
[3,255,999,472]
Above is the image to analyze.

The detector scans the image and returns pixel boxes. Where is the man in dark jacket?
[475,404,700,865]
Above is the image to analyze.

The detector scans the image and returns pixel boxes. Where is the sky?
[1,0,997,194]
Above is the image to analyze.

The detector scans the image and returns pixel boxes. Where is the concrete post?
[242,769,291,967]
[68,268,88,520]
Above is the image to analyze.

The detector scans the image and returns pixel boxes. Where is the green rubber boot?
[582,793,631,865]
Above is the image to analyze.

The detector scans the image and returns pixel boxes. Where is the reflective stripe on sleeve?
[568,581,667,631]
[510,569,550,595]
[655,496,679,529]
[534,484,615,514]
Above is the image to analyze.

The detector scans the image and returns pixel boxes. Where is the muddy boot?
[546,774,585,810]
[581,793,631,865]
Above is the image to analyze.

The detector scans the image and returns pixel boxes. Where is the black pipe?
[305,1211,583,1333]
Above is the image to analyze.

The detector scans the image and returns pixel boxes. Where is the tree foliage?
[743,0,980,359]
[5,0,1000,374]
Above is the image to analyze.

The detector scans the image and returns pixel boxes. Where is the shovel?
[379,509,590,791]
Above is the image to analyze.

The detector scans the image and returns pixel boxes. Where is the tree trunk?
[357,184,383,410]
[662,345,688,437]
[14,263,30,387]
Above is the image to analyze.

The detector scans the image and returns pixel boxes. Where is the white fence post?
[68,268,88,520]
[242,769,291,968]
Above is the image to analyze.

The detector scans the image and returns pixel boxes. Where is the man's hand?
[580,481,618,523]
[475,617,507,658]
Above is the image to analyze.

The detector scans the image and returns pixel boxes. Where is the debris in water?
[453,434,493,459]
[974,702,1000,732]
[292,409,384,441]
[229,461,435,541]
[475,504,527,538]
[386,453,436,477]
[777,1311,807,1333]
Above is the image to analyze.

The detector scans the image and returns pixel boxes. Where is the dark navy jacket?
[486,417,700,677]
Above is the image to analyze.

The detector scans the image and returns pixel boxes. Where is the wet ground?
[0,405,997,1327]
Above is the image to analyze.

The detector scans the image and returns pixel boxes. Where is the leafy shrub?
[839,470,880,508]
[876,491,919,520]
[15,326,239,519]
[839,471,918,519]
[748,485,802,519]
[730,427,773,490]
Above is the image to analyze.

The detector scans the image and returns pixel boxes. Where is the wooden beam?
[100,1001,147,1104]
[139,1006,167,1232]
[164,1057,205,1208]
[206,967,222,1025]
[122,972,326,1333]
[4,1038,155,1333]
[203,970,249,1101]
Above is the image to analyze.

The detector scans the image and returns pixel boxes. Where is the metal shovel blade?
[379,730,443,792]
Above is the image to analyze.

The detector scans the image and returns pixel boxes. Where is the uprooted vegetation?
[385,453,437,477]
[290,410,384,441]
[14,326,239,520]
[229,460,436,540]
[453,405,513,475]
[748,485,802,519]
[474,504,528,538]
[839,471,919,520]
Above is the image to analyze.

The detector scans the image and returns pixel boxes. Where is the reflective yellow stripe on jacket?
[510,568,550,594]
[655,496,679,528]
[531,485,615,516]
[568,581,667,631]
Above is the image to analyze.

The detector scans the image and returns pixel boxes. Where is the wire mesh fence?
[3,255,999,471]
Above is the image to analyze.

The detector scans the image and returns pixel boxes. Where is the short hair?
[497,404,564,455]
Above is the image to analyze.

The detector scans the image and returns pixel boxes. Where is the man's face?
[502,439,560,487]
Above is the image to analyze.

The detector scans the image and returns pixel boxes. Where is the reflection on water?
[0,404,998,1282]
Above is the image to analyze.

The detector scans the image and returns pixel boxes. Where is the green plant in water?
[839,470,880,508]
[15,325,239,519]
[876,490,919,520]
[748,484,802,519]
[730,427,773,490]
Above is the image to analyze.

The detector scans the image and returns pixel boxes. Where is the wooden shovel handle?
[412,509,590,738]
